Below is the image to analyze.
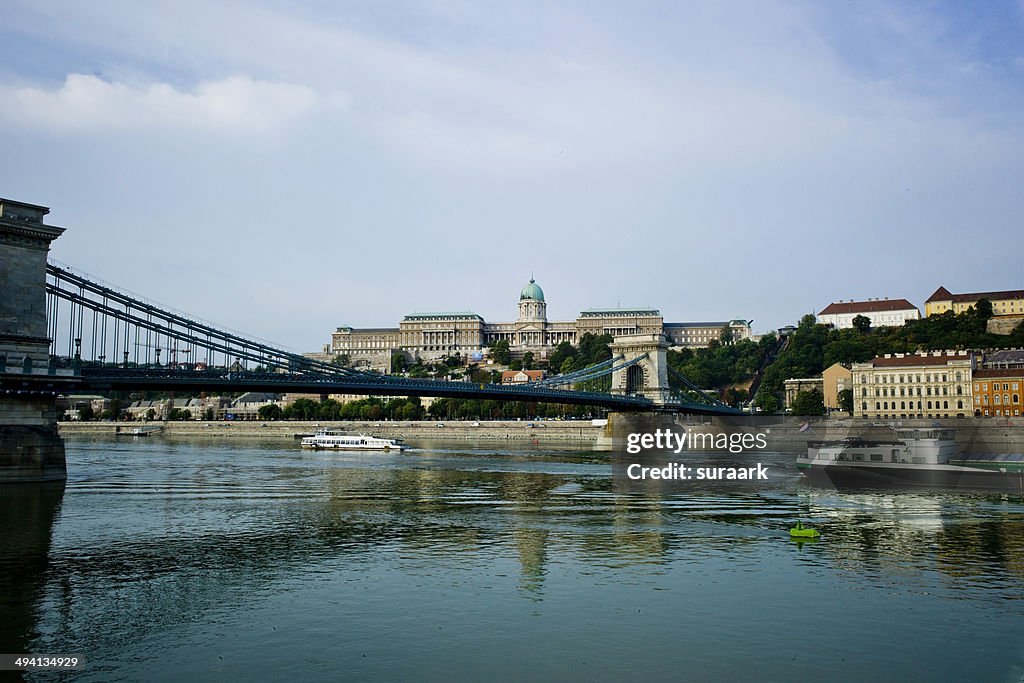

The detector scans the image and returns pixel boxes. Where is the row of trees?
[253,396,601,421]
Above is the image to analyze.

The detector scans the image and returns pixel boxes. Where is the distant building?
[663,320,753,348]
[978,349,1024,369]
[851,351,974,419]
[925,286,1024,318]
[321,278,751,368]
[784,377,823,409]
[501,370,545,384]
[821,363,853,410]
[817,298,920,329]
[972,368,1024,417]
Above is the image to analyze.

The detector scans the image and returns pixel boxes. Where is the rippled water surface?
[3,437,1024,681]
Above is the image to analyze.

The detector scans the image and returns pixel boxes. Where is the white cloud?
[0,74,327,133]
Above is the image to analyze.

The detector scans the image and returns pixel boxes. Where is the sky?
[2,1,1023,352]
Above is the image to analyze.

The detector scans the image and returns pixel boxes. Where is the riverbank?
[58,419,607,442]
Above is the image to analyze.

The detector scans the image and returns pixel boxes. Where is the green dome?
[520,278,545,302]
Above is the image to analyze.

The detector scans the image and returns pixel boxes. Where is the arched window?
[875,402,880,410]
[957,400,963,409]
[927,401,932,409]
[943,401,948,409]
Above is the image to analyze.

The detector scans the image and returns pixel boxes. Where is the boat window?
[870,454,883,462]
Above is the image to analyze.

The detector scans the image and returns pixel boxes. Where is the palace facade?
[319,278,752,370]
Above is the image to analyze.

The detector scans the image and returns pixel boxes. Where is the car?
[471,422,480,427]
[436,422,445,427]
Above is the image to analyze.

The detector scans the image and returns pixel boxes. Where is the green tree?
[491,339,511,365]
[78,404,95,421]
[258,404,283,420]
[331,354,351,368]
[390,351,408,374]
[973,298,994,323]
[146,408,157,421]
[755,393,779,414]
[838,388,854,413]
[522,351,535,370]
[791,389,826,416]
[851,315,871,333]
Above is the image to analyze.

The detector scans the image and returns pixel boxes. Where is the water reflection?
[3,438,1023,681]
[0,483,65,661]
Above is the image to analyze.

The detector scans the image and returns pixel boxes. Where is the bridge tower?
[609,333,672,405]
[0,198,70,482]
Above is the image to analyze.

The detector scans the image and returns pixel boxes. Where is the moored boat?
[796,428,1024,492]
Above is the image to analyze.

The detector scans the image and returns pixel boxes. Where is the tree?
[258,404,283,420]
[851,315,871,333]
[390,351,407,374]
[522,351,535,370]
[974,298,994,323]
[491,339,512,365]
[331,354,351,368]
[791,389,826,416]
[78,404,95,421]
[145,408,157,421]
[204,407,216,421]
[755,393,779,414]
[838,388,854,413]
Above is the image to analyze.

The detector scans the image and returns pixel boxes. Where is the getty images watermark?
[615,426,772,484]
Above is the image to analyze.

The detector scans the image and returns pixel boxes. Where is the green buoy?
[790,521,820,538]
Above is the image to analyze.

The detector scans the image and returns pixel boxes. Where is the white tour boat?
[300,430,404,451]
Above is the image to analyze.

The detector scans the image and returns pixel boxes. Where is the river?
[2,436,1023,681]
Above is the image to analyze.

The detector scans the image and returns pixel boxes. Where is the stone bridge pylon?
[0,197,71,482]
[609,333,672,405]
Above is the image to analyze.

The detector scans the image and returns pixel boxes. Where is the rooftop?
[926,286,1024,303]
[578,308,661,317]
[973,367,1024,379]
[819,298,918,315]
[403,312,483,321]
[867,351,973,368]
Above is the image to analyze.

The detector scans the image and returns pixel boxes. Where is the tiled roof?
[926,286,1024,303]
[870,352,972,368]
[819,299,917,315]
[973,367,1024,379]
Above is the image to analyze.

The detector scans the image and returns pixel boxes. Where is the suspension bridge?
[1,197,741,481]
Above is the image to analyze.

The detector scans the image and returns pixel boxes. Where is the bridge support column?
[0,198,69,483]
[609,333,672,405]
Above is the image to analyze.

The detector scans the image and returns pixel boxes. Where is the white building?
[851,351,974,419]
[817,298,920,329]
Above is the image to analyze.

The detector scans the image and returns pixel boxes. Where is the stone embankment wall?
[59,420,607,442]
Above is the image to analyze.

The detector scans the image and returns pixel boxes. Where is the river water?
[3,436,1023,681]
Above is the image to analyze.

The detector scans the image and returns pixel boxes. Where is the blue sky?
[2,1,1023,351]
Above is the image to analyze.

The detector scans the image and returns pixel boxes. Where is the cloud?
[0,74,327,133]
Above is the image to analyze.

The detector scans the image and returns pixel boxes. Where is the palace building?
[319,278,752,370]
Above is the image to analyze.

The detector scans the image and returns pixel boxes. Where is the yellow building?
[925,286,1024,318]
[821,362,853,410]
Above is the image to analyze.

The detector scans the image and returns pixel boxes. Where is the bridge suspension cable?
[45,262,370,377]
